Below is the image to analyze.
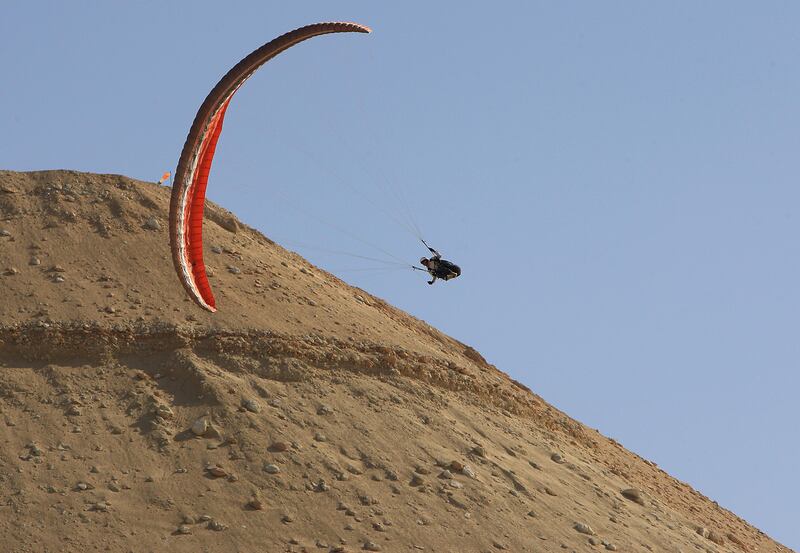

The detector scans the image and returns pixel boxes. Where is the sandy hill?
[0,170,791,553]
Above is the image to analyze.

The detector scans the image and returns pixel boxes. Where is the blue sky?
[2,2,798,548]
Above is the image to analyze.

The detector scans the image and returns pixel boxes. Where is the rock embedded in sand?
[218,215,239,233]
[574,522,595,535]
[241,398,260,413]
[190,418,208,436]
[89,501,110,512]
[346,464,363,476]
[248,497,265,510]
[726,533,746,547]
[314,479,330,492]
[263,463,281,474]
[153,404,174,419]
[207,520,227,531]
[620,488,646,506]
[269,441,289,453]
[205,465,228,478]
[707,530,725,545]
[142,217,160,231]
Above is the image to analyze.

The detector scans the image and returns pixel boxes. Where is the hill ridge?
[0,169,791,553]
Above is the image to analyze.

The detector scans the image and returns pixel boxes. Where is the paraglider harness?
[416,240,461,285]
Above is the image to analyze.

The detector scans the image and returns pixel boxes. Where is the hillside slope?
[0,170,791,553]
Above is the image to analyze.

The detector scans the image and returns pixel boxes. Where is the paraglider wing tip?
[197,286,217,313]
[193,300,217,313]
[194,292,217,313]
[334,22,371,33]
[317,21,371,33]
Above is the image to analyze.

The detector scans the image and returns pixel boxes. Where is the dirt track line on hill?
[0,322,552,417]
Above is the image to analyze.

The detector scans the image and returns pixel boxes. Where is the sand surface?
[0,170,792,552]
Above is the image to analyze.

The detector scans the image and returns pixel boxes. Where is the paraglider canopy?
[168,22,371,312]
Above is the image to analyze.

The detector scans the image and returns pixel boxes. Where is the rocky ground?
[0,170,792,553]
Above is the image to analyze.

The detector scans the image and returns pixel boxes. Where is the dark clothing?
[421,245,461,284]
[430,259,461,280]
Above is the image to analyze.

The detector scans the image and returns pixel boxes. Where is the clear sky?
[2,1,798,548]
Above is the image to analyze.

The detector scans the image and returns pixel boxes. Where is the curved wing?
[169,22,371,312]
